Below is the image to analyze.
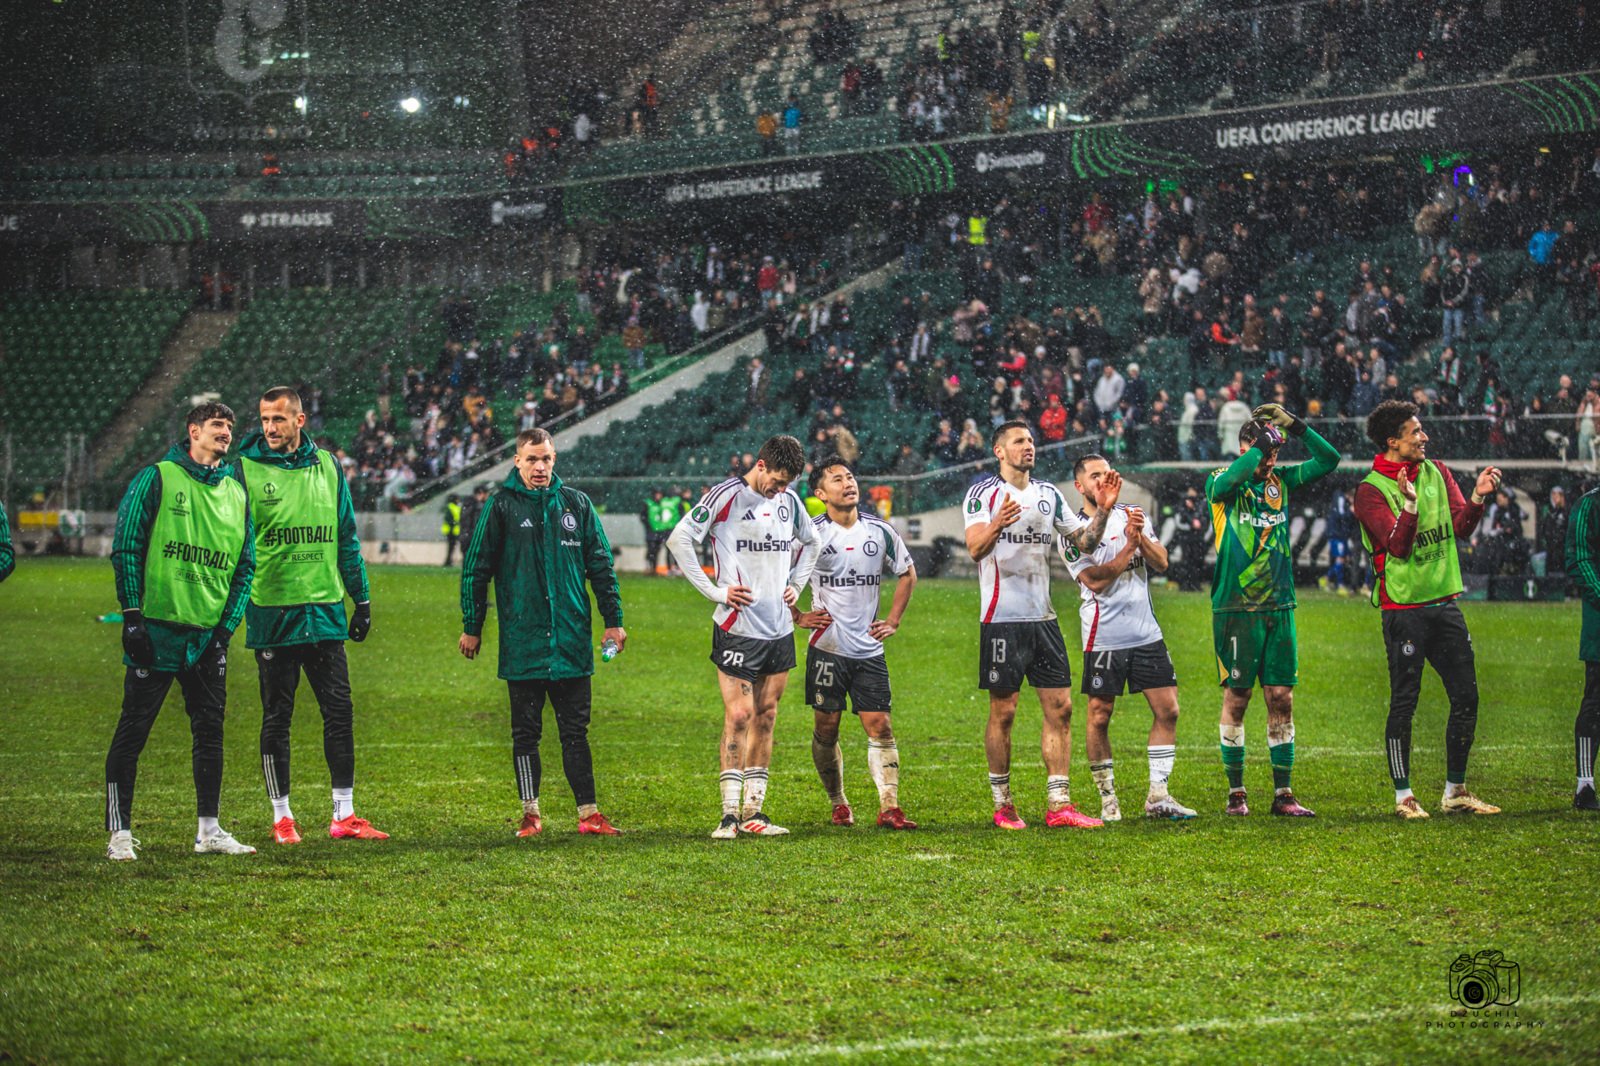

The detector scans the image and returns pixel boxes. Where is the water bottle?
[601,638,620,662]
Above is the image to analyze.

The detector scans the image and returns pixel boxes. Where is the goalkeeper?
[1205,403,1340,818]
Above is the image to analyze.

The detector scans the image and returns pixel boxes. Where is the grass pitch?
[1,558,1596,1064]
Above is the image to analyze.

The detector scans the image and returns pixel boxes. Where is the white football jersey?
[1062,505,1164,651]
[808,512,913,660]
[667,476,819,641]
[963,475,1087,623]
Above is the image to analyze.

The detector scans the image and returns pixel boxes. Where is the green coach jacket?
[0,499,13,582]
[460,470,623,682]
[231,431,370,649]
[111,442,256,671]
[1567,485,1600,662]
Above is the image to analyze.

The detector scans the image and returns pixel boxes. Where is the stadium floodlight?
[400,96,422,114]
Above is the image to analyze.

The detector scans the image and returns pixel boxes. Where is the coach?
[459,428,626,837]
[235,386,386,845]
[1357,399,1501,820]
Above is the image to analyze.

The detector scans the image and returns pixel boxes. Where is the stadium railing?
[559,432,1103,518]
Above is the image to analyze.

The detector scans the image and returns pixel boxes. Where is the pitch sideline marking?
[597,993,1600,1065]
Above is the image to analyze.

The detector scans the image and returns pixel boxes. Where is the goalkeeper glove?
[1256,423,1286,450]
[1252,403,1307,437]
[121,609,156,666]
[348,601,372,643]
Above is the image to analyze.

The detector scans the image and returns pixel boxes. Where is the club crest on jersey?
[863,539,879,556]
[1037,499,1051,514]
[561,513,577,532]
[1266,483,1281,501]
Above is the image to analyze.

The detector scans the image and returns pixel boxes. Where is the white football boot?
[107,831,140,862]
[1144,793,1198,820]
[194,828,258,855]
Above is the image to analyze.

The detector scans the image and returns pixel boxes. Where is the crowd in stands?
[516,0,1600,180]
[842,147,1600,472]
[340,232,848,510]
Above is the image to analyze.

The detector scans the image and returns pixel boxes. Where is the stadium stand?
[99,289,436,497]
[524,142,1599,518]
[560,0,1598,184]
[0,291,190,484]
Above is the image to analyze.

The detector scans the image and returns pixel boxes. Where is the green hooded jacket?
[460,470,623,681]
[231,430,370,648]
[111,442,256,671]
[1567,486,1600,662]
[0,500,13,582]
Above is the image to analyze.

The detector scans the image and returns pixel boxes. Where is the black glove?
[348,601,372,643]
[1257,423,1286,450]
[121,608,155,666]
[206,629,232,662]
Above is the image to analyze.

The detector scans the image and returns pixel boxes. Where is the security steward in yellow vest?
[234,386,386,845]
[442,495,463,566]
[105,403,257,861]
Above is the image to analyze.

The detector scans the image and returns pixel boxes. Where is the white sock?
[1089,759,1115,798]
[719,770,743,816]
[813,736,847,805]
[1444,781,1467,799]
[577,803,598,819]
[1579,776,1595,793]
[271,796,293,821]
[1046,775,1071,811]
[523,796,541,817]
[866,738,899,810]
[1147,746,1175,798]
[197,816,219,838]
[332,788,353,821]
[988,772,1012,809]
[1395,787,1414,803]
[742,766,770,818]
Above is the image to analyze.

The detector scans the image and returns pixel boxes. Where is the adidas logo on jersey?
[742,510,757,521]
[520,518,534,528]
[822,544,840,555]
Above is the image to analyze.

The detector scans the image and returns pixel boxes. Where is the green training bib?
[1360,462,1463,606]
[143,461,247,627]
[241,454,344,608]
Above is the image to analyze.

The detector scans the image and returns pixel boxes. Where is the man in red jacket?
[1354,400,1503,820]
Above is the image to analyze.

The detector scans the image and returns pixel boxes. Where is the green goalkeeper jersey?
[1205,427,1341,614]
